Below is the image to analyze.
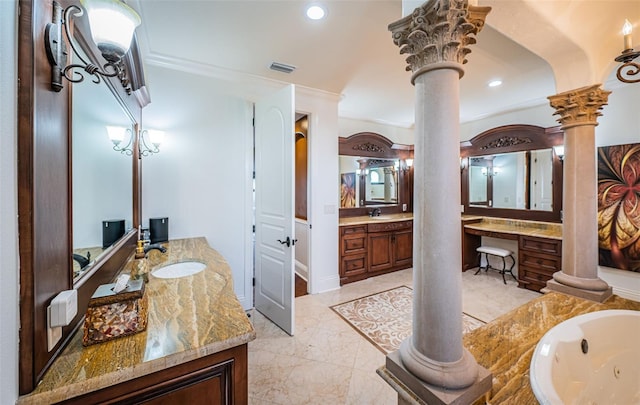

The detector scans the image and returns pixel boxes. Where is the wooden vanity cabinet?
[518,236,562,292]
[340,221,413,284]
[57,345,247,405]
[340,225,368,281]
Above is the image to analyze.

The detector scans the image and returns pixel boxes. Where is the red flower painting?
[597,143,640,272]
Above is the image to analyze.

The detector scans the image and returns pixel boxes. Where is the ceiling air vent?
[269,62,296,74]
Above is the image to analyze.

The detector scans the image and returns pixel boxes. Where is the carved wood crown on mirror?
[339,132,414,218]
[17,0,149,394]
[460,124,564,223]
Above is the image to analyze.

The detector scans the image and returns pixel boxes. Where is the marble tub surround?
[463,291,640,404]
[18,237,255,405]
[339,212,413,226]
[463,217,562,240]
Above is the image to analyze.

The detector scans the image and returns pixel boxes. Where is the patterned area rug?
[331,286,486,354]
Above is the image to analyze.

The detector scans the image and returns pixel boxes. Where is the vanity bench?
[462,216,562,292]
[18,238,255,405]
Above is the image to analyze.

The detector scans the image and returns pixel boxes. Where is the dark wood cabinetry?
[340,220,413,284]
[340,225,368,279]
[58,345,247,405]
[518,236,562,292]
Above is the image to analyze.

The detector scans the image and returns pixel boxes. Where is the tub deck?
[462,292,640,404]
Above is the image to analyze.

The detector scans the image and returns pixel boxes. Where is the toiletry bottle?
[131,240,149,283]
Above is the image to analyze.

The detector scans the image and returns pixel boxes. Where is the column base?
[543,279,613,303]
[380,350,492,405]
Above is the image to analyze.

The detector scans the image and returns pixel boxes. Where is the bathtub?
[530,309,640,405]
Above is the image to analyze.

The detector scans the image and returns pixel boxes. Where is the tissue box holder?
[83,279,148,346]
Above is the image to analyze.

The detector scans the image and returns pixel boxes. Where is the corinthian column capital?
[548,84,611,129]
[388,0,490,83]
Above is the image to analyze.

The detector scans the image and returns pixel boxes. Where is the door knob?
[277,237,291,247]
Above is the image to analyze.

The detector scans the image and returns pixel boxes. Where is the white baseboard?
[311,274,341,295]
[295,260,308,281]
[613,286,640,302]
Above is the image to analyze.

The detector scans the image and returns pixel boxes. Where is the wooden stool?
[475,246,516,284]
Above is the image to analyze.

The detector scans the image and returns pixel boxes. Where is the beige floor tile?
[248,267,540,404]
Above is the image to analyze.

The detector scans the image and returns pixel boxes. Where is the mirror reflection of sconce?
[481,167,500,176]
[459,157,467,172]
[44,0,141,92]
[107,126,164,157]
[553,145,565,161]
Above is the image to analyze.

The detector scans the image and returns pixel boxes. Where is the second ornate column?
[381,1,492,403]
[545,85,613,302]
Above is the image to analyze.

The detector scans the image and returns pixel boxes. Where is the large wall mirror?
[461,125,564,222]
[339,132,413,217]
[72,47,135,282]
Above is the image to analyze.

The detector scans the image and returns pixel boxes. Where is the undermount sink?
[151,261,206,279]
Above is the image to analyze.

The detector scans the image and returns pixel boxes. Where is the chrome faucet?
[370,208,381,217]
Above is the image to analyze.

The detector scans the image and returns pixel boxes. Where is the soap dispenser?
[131,239,149,283]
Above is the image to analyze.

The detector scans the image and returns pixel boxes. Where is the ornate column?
[545,85,613,302]
[380,1,492,403]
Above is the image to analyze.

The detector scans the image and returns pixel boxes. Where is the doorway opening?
[294,113,309,297]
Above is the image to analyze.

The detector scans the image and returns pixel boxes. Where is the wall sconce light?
[45,0,141,92]
[107,126,163,157]
[459,157,467,171]
[553,145,565,161]
[614,19,639,84]
[401,158,414,172]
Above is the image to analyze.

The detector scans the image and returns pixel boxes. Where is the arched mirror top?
[339,132,414,217]
[461,124,564,223]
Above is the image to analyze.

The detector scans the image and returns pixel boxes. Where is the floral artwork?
[597,143,640,272]
[340,172,356,208]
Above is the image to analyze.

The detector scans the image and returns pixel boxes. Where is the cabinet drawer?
[519,236,561,256]
[368,220,412,233]
[342,234,367,256]
[341,255,367,277]
[519,251,561,273]
[341,225,367,236]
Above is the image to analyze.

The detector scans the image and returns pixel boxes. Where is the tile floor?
[247,268,541,405]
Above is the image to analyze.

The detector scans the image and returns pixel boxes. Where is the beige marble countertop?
[18,237,256,404]
[463,216,563,240]
[339,212,414,226]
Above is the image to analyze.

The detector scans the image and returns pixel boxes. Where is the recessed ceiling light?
[488,79,503,88]
[306,5,326,20]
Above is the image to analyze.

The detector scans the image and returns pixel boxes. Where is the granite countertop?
[339,212,414,226]
[19,237,256,404]
[463,217,563,240]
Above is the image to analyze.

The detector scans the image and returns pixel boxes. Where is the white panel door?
[254,85,295,335]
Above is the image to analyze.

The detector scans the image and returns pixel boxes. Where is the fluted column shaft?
[547,85,612,297]
[388,0,490,390]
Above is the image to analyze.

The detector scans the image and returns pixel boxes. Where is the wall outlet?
[47,306,62,352]
[402,203,407,212]
[460,204,464,212]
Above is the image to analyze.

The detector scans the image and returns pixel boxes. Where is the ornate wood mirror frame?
[460,124,564,223]
[339,132,414,217]
[17,0,148,393]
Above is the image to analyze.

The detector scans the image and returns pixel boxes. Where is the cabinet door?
[393,229,413,267]
[368,233,393,272]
